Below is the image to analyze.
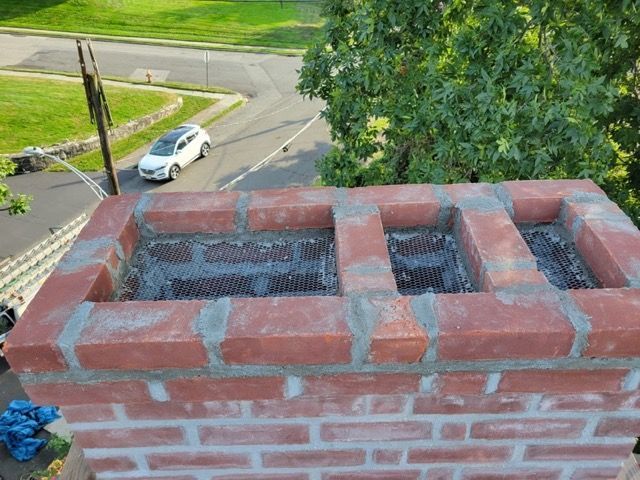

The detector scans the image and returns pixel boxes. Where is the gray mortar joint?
[57,301,95,370]
[19,355,640,386]
[194,298,231,366]
[335,187,348,207]
[347,295,378,367]
[234,192,250,233]
[493,183,515,218]
[133,194,156,238]
[556,290,591,358]
[412,293,438,363]
[433,185,453,231]
[332,204,380,220]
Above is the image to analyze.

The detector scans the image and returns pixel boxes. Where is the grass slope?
[0,0,323,49]
[0,76,175,153]
[57,95,216,171]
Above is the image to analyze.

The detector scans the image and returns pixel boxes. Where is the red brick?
[414,394,528,414]
[595,417,640,437]
[200,424,309,445]
[75,301,207,370]
[571,289,640,357]
[222,297,351,365]
[214,476,308,480]
[76,193,140,259]
[525,443,633,460]
[143,191,239,233]
[373,449,403,464]
[321,421,431,442]
[25,380,151,406]
[368,297,428,363]
[262,450,365,468]
[248,187,337,230]
[60,404,116,423]
[502,179,605,223]
[339,270,398,295]
[435,292,574,360]
[539,392,637,411]
[304,374,420,396]
[482,269,548,292]
[458,209,535,285]
[75,427,185,448]
[334,210,389,269]
[408,446,512,463]
[5,263,113,373]
[85,456,137,473]
[434,372,487,394]
[166,377,284,401]
[570,468,623,480]
[322,472,421,480]
[334,210,396,295]
[575,216,640,287]
[125,401,242,420]
[252,396,366,418]
[147,452,251,470]
[498,369,628,393]
[441,422,466,440]
[562,199,626,234]
[369,395,408,414]
[461,469,561,480]
[348,184,439,227]
[471,419,585,439]
[426,468,455,480]
[445,183,496,205]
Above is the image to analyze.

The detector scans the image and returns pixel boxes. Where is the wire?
[43,153,109,200]
[218,109,324,191]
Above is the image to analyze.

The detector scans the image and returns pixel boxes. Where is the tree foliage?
[299,0,640,221]
[0,157,31,215]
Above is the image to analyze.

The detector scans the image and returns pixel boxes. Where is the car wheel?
[168,164,181,180]
[200,142,211,158]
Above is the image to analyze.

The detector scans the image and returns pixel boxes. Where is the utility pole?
[76,39,120,195]
[88,73,120,195]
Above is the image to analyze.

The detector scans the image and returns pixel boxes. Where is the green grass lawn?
[56,95,217,171]
[0,0,323,49]
[0,75,176,153]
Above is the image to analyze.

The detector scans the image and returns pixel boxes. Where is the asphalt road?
[0,33,332,260]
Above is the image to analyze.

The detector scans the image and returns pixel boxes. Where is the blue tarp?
[0,400,60,461]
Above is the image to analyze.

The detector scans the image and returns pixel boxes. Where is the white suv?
[138,124,211,181]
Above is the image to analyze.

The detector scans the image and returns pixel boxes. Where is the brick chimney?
[5,180,640,479]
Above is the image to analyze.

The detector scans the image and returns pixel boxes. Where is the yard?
[0,75,177,154]
[0,0,323,49]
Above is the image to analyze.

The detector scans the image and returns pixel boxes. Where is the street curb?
[0,27,306,57]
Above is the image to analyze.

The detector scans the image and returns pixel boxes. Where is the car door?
[184,131,200,163]
[175,137,189,167]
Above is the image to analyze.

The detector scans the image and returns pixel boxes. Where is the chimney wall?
[5,180,640,480]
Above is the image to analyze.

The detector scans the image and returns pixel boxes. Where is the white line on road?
[218,110,324,192]
[211,99,304,129]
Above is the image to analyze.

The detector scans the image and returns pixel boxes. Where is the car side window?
[177,139,187,151]
[186,133,197,144]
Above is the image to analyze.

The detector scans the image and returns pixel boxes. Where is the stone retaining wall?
[10,97,183,173]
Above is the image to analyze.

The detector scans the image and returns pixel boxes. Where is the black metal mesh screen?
[519,225,600,290]
[386,229,475,295]
[117,232,337,301]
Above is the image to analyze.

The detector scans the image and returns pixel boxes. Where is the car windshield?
[149,139,176,156]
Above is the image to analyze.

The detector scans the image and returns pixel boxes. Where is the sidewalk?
[0,27,304,56]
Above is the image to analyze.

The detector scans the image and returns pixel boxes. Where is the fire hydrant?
[145,69,153,84]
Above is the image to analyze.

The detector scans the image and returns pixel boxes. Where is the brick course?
[5,180,640,479]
